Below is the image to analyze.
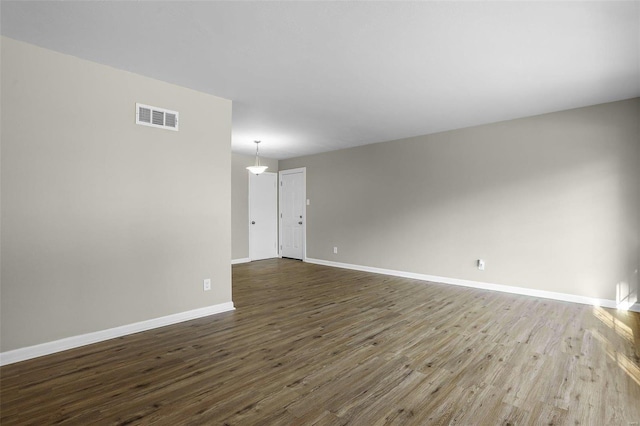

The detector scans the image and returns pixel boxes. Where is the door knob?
[298,221,303,225]
[251,221,256,225]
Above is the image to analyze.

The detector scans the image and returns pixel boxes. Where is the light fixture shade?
[246,140,268,175]
[247,165,268,175]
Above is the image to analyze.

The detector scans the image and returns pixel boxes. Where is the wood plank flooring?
[2,258,639,425]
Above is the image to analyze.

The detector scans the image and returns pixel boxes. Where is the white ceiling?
[2,1,638,159]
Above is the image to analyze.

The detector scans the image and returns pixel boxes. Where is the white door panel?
[279,169,305,260]
[249,172,278,260]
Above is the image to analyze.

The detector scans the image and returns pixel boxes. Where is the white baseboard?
[231,258,251,265]
[305,258,640,313]
[0,302,235,366]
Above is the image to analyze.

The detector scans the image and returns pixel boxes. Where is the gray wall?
[231,153,278,260]
[1,37,233,352]
[280,98,640,302]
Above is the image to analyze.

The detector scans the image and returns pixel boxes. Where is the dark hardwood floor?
[1,258,639,425]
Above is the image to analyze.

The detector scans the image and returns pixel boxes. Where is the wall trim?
[0,301,235,366]
[305,258,640,313]
[232,258,251,265]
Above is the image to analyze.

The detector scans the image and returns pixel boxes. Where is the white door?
[279,168,306,260]
[249,172,278,261]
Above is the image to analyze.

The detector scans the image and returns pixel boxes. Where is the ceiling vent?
[136,103,179,131]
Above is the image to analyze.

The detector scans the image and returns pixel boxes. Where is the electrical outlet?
[203,279,211,291]
[333,246,338,254]
[477,259,485,271]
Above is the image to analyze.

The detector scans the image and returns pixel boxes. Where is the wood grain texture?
[633,312,640,360]
[2,259,639,425]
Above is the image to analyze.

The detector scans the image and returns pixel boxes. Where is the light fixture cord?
[255,141,261,166]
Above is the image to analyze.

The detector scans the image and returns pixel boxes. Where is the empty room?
[1,1,639,425]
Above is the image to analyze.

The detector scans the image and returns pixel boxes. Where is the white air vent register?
[136,103,179,131]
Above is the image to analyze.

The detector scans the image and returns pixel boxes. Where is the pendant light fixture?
[246,140,268,175]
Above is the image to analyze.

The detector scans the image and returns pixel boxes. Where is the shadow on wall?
[616,269,639,310]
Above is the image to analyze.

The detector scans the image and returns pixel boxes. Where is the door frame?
[248,171,278,261]
[278,167,307,261]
